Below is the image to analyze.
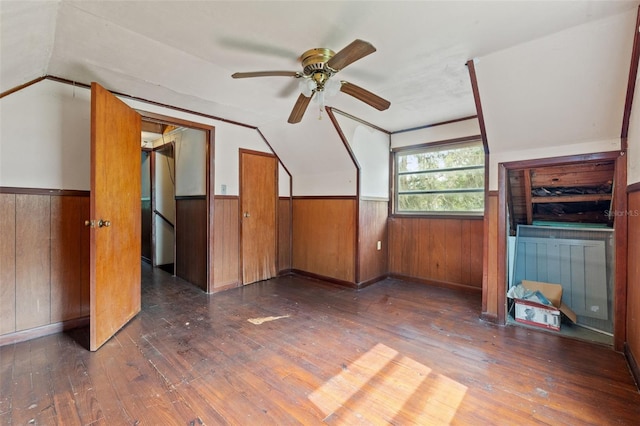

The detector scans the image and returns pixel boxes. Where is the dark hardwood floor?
[1,264,639,425]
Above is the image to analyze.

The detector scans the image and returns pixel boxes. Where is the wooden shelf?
[531,194,612,204]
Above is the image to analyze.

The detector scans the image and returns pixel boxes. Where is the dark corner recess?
[507,160,615,234]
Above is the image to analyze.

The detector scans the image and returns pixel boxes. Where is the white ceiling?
[2,0,638,134]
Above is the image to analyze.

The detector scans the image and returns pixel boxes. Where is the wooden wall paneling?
[50,196,88,322]
[212,196,240,290]
[460,220,473,285]
[469,219,484,286]
[614,154,628,352]
[483,192,500,321]
[141,198,152,262]
[444,219,463,285]
[0,194,16,334]
[278,197,292,273]
[387,218,400,273]
[176,198,207,291]
[358,200,388,283]
[387,216,483,289]
[15,194,51,331]
[416,218,431,279]
[391,218,418,279]
[429,219,447,282]
[387,218,401,274]
[292,198,356,283]
[626,188,640,370]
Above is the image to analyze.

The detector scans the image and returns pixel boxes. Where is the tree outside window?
[395,141,485,214]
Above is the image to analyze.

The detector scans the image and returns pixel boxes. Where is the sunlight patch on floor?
[308,343,467,423]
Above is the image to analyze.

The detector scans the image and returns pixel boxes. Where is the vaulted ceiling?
[2,0,638,133]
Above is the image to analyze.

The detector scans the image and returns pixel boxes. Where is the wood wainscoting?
[388,215,483,291]
[278,197,292,273]
[626,183,640,385]
[483,191,500,320]
[175,196,207,291]
[211,196,292,292]
[292,197,357,284]
[359,199,388,284]
[0,188,89,345]
[212,195,240,291]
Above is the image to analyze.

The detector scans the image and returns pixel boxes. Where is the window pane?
[398,168,484,192]
[398,192,484,213]
[394,141,485,214]
[397,145,484,173]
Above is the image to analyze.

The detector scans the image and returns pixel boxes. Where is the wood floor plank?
[2,265,639,424]
[0,344,14,416]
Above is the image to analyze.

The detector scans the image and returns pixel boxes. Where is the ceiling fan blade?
[232,71,299,79]
[340,81,390,111]
[326,39,376,72]
[288,93,313,124]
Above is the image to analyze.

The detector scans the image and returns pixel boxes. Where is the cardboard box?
[510,280,577,331]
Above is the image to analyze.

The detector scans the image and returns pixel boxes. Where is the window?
[394,141,485,215]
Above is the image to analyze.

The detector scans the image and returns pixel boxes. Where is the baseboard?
[356,275,389,289]
[290,269,359,289]
[388,273,482,293]
[0,316,89,347]
[209,280,242,294]
[624,343,640,391]
[480,312,500,324]
[286,270,480,292]
[278,269,294,277]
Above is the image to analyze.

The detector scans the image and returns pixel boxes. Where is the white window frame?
[392,139,485,216]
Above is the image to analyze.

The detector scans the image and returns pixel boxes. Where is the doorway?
[140,115,214,292]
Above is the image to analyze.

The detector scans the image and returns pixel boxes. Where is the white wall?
[174,128,207,197]
[475,9,635,190]
[261,115,357,196]
[141,152,151,199]
[279,164,291,196]
[335,114,390,199]
[122,98,277,197]
[391,118,481,149]
[154,149,175,266]
[0,79,280,197]
[0,80,91,190]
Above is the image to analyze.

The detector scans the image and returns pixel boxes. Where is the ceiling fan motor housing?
[301,48,335,75]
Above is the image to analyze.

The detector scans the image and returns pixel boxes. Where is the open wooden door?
[240,150,277,284]
[89,83,142,351]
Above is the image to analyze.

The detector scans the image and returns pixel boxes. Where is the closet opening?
[500,151,625,346]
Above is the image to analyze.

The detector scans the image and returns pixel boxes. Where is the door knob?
[84,220,95,228]
[243,212,250,218]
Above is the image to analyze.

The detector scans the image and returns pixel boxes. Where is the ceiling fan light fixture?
[299,78,315,97]
[324,78,341,97]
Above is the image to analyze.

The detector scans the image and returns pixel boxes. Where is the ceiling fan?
[231,39,390,124]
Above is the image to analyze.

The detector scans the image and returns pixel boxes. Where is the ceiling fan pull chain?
[317,91,325,120]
